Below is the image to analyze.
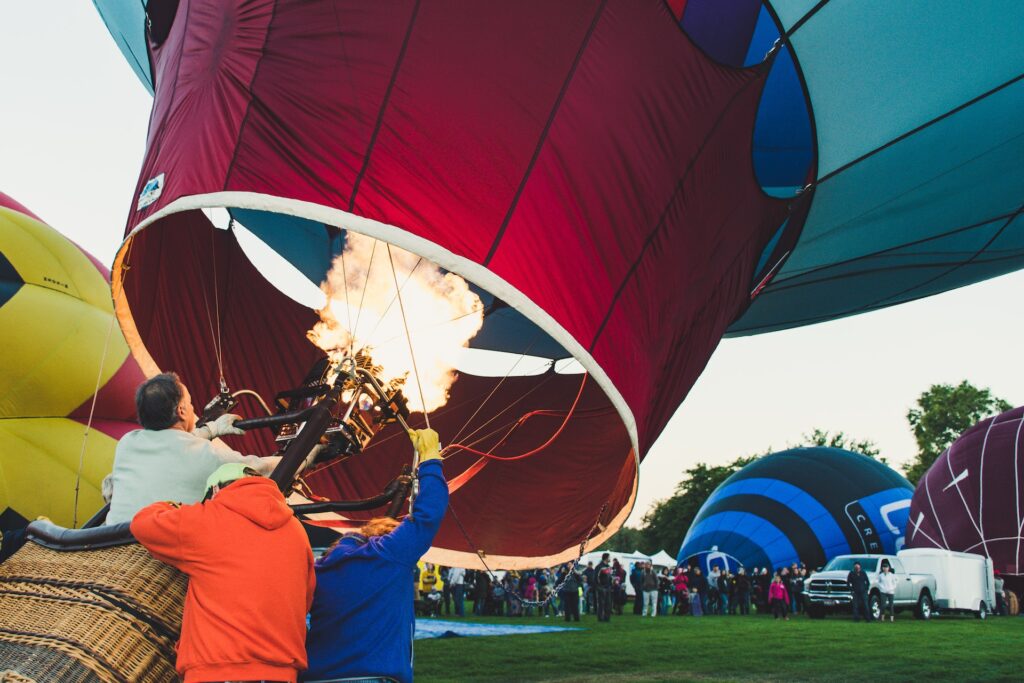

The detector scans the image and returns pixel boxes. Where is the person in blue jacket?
[304,428,448,683]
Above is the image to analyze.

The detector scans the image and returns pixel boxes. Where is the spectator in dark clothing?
[717,571,731,615]
[583,562,596,614]
[756,568,772,614]
[630,562,644,615]
[792,568,806,614]
[707,570,721,616]
[560,567,582,622]
[690,568,709,614]
[474,571,491,616]
[613,559,626,584]
[613,577,627,615]
[847,562,872,622]
[735,568,751,615]
[440,566,452,615]
[595,554,614,622]
[658,568,674,615]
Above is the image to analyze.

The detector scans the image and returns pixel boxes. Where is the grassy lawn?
[416,609,1020,682]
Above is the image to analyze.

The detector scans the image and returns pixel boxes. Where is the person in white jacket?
[877,562,899,622]
[105,373,281,525]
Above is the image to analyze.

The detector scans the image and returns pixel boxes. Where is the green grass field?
[416,608,1021,682]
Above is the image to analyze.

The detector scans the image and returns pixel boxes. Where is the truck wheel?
[869,594,881,621]
[807,605,825,620]
[915,592,933,620]
[977,601,988,620]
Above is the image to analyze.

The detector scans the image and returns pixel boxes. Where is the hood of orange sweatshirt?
[215,476,294,530]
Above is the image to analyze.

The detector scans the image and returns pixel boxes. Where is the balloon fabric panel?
[907,406,1024,579]
[110,0,787,564]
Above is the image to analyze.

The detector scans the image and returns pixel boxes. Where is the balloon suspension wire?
[444,358,560,452]
[386,243,429,428]
[339,248,354,355]
[72,310,117,528]
[213,221,226,384]
[447,499,609,608]
[363,256,423,344]
[446,332,544,448]
[350,239,377,346]
[443,373,587,461]
[200,220,227,386]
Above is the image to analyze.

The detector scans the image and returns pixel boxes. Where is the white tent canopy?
[649,550,677,568]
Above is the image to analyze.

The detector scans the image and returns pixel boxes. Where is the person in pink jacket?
[768,574,790,621]
[672,569,689,615]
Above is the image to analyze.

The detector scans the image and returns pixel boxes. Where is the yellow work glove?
[408,428,441,462]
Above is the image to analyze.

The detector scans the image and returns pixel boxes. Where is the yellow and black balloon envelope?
[0,192,145,530]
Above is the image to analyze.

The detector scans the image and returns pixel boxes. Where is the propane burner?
[271,351,411,459]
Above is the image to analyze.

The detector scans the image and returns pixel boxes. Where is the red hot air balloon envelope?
[906,406,1024,592]
[91,0,1024,567]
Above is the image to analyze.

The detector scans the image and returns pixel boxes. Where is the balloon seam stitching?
[346,0,422,213]
[482,0,609,266]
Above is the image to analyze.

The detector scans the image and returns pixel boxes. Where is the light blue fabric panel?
[231,208,341,285]
[881,213,1024,307]
[414,620,580,639]
[773,1,1024,176]
[767,0,822,30]
[731,75,1024,335]
[752,218,788,282]
[782,79,1024,275]
[92,0,153,92]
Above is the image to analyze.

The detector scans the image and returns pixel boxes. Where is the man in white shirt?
[448,566,466,616]
[105,373,280,525]
[877,562,899,622]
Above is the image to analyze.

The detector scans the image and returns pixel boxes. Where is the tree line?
[602,380,1012,556]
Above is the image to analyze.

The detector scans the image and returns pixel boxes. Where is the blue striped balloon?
[678,448,913,572]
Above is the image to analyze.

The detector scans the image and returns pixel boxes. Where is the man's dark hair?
[136,373,183,430]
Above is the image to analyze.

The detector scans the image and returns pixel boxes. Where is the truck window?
[822,557,879,572]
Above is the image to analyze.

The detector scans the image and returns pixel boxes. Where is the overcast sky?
[2,5,1021,539]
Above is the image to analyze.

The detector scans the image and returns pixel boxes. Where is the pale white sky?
[2,4,1020,534]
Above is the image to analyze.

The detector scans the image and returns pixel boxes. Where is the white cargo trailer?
[898,548,995,618]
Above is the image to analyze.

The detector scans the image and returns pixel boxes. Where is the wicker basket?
[1006,589,1019,617]
[0,542,185,682]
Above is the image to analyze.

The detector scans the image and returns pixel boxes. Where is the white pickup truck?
[804,554,936,620]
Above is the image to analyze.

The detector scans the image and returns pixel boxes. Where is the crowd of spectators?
[412,557,814,621]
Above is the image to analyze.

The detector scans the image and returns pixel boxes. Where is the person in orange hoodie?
[132,463,315,683]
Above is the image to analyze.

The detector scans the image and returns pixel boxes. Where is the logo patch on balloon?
[137,173,165,210]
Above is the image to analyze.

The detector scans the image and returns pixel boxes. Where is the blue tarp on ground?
[414,619,581,640]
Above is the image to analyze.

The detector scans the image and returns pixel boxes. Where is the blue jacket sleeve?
[377,459,449,566]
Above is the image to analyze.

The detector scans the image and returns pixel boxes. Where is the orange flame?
[307,233,483,413]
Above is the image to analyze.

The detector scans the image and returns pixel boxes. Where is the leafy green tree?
[595,525,644,553]
[796,428,884,463]
[904,381,1012,484]
[637,456,756,556]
